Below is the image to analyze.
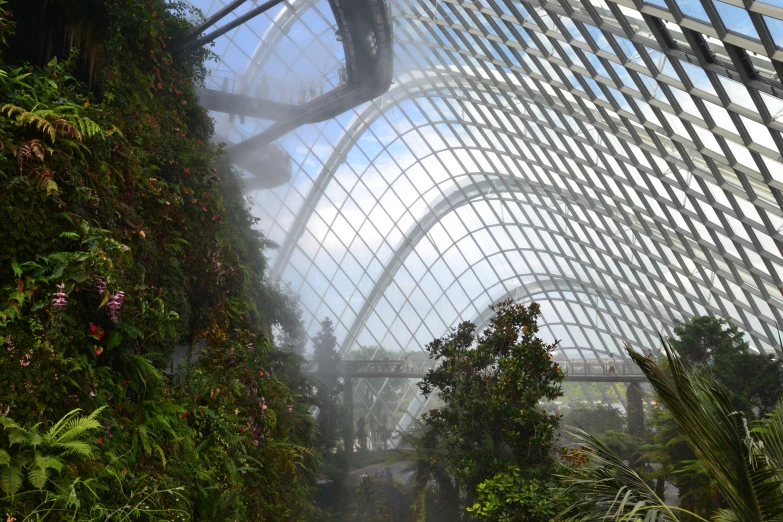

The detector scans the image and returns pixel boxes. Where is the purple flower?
[5,335,14,353]
[106,291,125,323]
[287,405,293,413]
[51,283,68,309]
[19,349,32,367]
[95,276,107,294]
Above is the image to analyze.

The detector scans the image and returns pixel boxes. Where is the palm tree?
[560,341,783,522]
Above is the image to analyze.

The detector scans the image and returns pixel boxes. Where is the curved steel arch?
[316,145,776,355]
[339,174,688,354]
[267,69,783,344]
[198,0,783,416]
[242,0,312,79]
[470,278,672,346]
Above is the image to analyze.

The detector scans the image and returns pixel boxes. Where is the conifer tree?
[313,317,342,453]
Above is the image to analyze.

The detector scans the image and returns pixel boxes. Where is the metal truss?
[194,0,783,414]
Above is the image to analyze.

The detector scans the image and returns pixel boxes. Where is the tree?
[626,382,645,437]
[312,317,343,453]
[356,416,368,452]
[419,299,564,510]
[559,404,626,435]
[669,316,783,417]
[562,342,783,522]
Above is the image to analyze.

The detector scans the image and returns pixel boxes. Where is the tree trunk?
[655,477,666,499]
[626,382,644,437]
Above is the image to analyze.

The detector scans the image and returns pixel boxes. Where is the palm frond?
[560,425,681,522]
[628,341,783,521]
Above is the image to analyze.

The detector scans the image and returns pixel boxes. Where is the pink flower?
[51,283,68,309]
[95,276,107,294]
[106,291,125,323]
[19,349,32,367]
[89,390,96,397]
[287,405,293,413]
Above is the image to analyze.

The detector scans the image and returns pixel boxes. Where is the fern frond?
[58,410,104,443]
[53,441,95,458]
[28,452,63,489]
[46,409,83,441]
[0,450,9,466]
[1,104,55,142]
[16,139,46,173]
[49,117,81,139]
[0,464,23,496]
[70,115,104,140]
[32,167,58,195]
[7,429,30,447]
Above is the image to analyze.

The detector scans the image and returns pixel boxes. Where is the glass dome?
[186,0,783,422]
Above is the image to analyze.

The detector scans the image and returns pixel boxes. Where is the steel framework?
[191,0,783,433]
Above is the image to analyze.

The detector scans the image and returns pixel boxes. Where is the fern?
[69,113,104,140]
[0,463,23,497]
[0,408,104,496]
[28,452,64,489]
[2,103,106,145]
[2,103,56,142]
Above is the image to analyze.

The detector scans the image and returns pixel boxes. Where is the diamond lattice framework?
[191,0,783,420]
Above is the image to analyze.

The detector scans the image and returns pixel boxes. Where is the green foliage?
[468,467,567,522]
[0,408,103,507]
[561,341,783,522]
[669,316,783,418]
[346,476,394,522]
[419,299,564,498]
[313,317,343,454]
[0,1,322,520]
[560,404,626,435]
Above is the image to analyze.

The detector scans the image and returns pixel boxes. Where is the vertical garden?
[0,1,320,519]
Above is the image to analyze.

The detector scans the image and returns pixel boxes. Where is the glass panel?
[673,0,710,22]
[714,1,760,40]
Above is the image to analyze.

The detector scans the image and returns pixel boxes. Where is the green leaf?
[31,301,48,311]
[107,331,122,351]
[11,260,21,277]
[0,449,9,466]
[59,231,80,240]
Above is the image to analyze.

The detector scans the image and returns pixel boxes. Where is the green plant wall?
[0,1,321,520]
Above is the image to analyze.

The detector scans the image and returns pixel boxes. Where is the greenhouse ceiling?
[187,0,783,406]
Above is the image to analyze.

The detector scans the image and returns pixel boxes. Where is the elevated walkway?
[310,358,648,383]
[190,0,394,187]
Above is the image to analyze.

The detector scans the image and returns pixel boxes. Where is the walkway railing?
[303,357,646,381]
[205,67,345,105]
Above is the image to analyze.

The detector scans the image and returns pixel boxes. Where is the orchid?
[51,282,68,308]
[106,290,125,323]
[95,276,107,293]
